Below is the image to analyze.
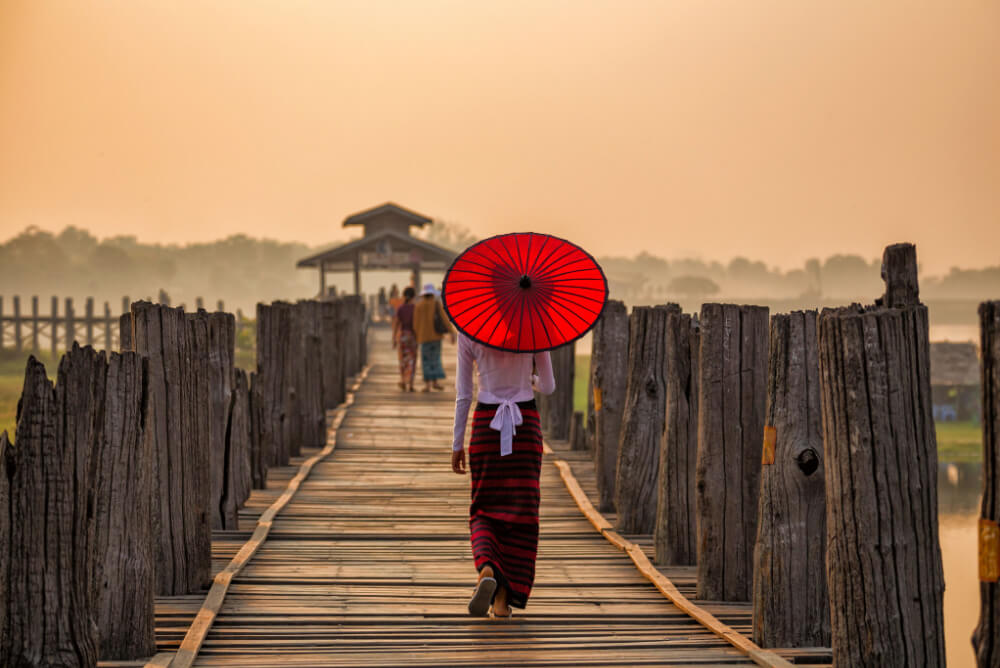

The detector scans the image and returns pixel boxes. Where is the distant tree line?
[1,224,996,316]
[0,226,316,314]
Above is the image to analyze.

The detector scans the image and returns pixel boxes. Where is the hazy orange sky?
[1,1,997,273]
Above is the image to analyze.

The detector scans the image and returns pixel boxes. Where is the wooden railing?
[0,296,365,665]
[592,243,951,666]
[0,294,250,354]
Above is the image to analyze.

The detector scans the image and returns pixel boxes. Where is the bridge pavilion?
[296,202,458,296]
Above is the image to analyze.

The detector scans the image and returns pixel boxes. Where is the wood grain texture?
[247,371,268,490]
[615,304,676,534]
[655,310,699,566]
[539,342,575,441]
[161,367,370,668]
[93,351,157,658]
[975,301,1000,666]
[818,303,945,667]
[696,303,769,602]
[295,300,326,449]
[320,299,346,409]
[221,369,253,530]
[752,311,829,648]
[553,429,795,668]
[125,302,212,595]
[0,430,10,666]
[879,243,919,308]
[569,411,587,451]
[591,300,628,513]
[196,311,235,531]
[6,348,103,666]
[340,295,364,377]
[256,302,292,467]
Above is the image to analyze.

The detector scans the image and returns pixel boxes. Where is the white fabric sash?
[489,399,524,457]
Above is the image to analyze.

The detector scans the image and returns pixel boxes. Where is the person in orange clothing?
[412,284,455,391]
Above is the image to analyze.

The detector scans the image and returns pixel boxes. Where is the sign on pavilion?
[296,203,458,296]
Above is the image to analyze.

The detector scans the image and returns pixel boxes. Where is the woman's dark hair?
[403,287,416,299]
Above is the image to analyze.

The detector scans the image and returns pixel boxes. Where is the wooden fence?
[0,294,248,355]
[0,295,365,665]
[591,243,952,665]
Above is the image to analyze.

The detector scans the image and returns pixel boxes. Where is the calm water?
[940,461,981,667]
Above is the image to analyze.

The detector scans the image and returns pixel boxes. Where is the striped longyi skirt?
[468,400,543,609]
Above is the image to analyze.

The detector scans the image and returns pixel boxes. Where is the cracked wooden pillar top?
[818,243,944,666]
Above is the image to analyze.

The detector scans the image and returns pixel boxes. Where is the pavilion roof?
[342,202,433,228]
[296,228,457,270]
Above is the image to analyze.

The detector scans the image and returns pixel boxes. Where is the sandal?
[489,606,514,619]
[468,577,497,617]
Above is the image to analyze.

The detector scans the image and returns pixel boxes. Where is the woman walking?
[391,286,417,391]
[412,284,454,392]
[451,335,555,617]
[440,232,608,619]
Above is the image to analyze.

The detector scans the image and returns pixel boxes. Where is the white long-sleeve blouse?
[452,333,556,455]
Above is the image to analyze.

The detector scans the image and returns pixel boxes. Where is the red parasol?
[441,233,608,353]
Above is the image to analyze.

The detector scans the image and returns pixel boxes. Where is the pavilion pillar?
[412,263,422,291]
[318,262,326,298]
[353,253,361,295]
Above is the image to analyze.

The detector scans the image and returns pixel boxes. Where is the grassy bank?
[936,421,983,462]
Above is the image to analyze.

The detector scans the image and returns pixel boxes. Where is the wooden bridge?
[2,244,983,666]
[119,328,824,667]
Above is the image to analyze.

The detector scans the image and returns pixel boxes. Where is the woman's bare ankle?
[479,565,494,581]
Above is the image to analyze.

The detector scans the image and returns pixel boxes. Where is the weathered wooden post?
[282,302,304,458]
[192,310,235,530]
[976,300,1000,666]
[0,430,9,665]
[296,300,327,449]
[591,300,629,512]
[569,411,587,451]
[5,348,105,666]
[818,243,944,666]
[12,295,21,351]
[341,295,363,376]
[257,302,293,466]
[92,350,156,658]
[539,342,575,441]
[31,295,39,352]
[86,296,95,345]
[615,304,676,534]
[586,355,596,451]
[696,303,769,601]
[196,296,205,310]
[122,302,212,595]
[248,371,269,489]
[104,301,113,350]
[122,296,130,316]
[654,310,700,566]
[220,369,253,529]
[50,295,59,356]
[752,311,829,648]
[321,299,346,409]
[65,296,75,348]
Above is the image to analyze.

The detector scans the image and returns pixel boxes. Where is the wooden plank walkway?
[136,328,831,667]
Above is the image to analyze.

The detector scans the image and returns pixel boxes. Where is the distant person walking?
[391,286,417,391]
[388,283,402,317]
[413,283,454,391]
